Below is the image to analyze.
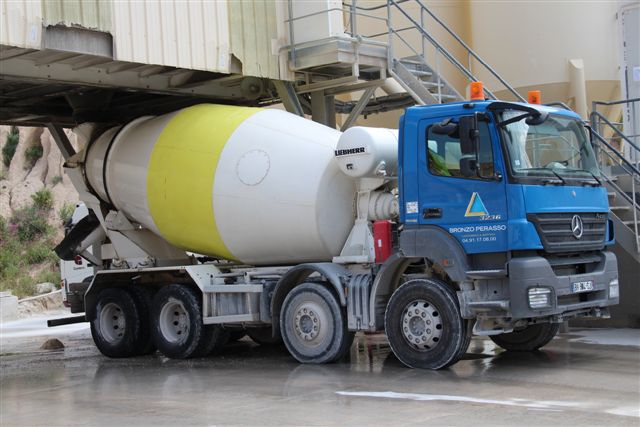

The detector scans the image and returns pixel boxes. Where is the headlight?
[609,279,619,299]
[528,287,552,309]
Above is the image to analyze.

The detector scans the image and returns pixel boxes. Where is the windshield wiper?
[557,168,602,186]
[497,112,530,127]
[489,102,549,126]
[520,167,566,185]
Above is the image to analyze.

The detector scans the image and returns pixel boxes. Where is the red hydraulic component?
[373,220,393,263]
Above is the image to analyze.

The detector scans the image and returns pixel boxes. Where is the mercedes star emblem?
[571,215,584,239]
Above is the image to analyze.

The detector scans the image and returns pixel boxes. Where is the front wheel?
[490,323,559,352]
[384,278,466,370]
[280,283,354,364]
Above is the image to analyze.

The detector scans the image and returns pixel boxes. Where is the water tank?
[85,104,356,265]
[334,127,398,178]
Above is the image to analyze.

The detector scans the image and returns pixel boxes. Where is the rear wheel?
[385,279,466,369]
[490,323,559,352]
[90,288,142,358]
[151,285,226,359]
[280,283,353,364]
[128,286,155,355]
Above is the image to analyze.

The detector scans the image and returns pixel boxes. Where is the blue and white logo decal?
[464,192,488,217]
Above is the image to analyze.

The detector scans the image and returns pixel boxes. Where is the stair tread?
[610,206,632,211]
[421,81,443,88]
[410,70,433,77]
[428,93,458,100]
[399,57,427,65]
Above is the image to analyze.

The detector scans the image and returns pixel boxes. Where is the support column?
[310,90,336,128]
[568,59,588,119]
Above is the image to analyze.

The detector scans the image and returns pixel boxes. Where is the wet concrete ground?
[1,314,639,426]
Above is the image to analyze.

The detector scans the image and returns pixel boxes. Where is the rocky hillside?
[0,126,80,297]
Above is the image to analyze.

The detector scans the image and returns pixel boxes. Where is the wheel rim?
[292,300,328,347]
[99,302,126,343]
[159,299,190,344]
[401,299,443,351]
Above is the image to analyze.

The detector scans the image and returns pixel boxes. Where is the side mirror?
[459,115,479,155]
[525,111,548,125]
[459,156,478,177]
[431,118,458,136]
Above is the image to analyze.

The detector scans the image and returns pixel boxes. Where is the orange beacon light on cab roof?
[528,90,542,104]
[469,81,484,101]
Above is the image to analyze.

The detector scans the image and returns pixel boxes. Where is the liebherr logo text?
[449,224,507,233]
[334,147,366,156]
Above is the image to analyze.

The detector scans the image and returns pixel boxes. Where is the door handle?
[423,208,442,219]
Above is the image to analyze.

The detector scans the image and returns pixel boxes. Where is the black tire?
[208,328,230,355]
[151,285,221,359]
[456,319,472,361]
[280,283,354,364]
[90,288,142,358]
[490,323,560,352]
[384,278,466,370]
[246,326,283,346]
[127,286,156,355]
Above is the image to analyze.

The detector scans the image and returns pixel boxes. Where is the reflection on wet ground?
[1,324,639,426]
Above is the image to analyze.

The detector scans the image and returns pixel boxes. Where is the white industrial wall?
[112,0,231,74]
[1,0,42,49]
[468,1,622,115]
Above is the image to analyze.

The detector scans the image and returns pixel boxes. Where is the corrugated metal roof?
[1,0,42,48]
[112,0,231,73]
[229,0,281,79]
[42,0,112,32]
[2,0,290,80]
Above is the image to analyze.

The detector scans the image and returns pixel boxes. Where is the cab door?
[416,114,508,254]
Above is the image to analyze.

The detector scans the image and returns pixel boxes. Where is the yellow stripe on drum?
[146,104,259,260]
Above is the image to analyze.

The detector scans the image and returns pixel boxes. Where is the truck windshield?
[499,111,600,183]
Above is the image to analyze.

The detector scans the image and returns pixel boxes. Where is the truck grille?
[527,213,607,253]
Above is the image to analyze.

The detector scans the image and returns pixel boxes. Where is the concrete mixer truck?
[50,94,619,369]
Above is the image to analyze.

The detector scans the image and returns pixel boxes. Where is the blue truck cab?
[396,100,619,337]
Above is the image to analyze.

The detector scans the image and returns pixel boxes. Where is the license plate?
[571,280,594,293]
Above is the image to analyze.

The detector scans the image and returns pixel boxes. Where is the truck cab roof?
[404,100,582,121]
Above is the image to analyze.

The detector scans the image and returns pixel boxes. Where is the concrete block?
[36,282,57,294]
[0,291,19,322]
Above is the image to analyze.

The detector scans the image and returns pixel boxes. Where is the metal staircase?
[283,0,526,124]
[384,0,525,105]
[590,98,640,260]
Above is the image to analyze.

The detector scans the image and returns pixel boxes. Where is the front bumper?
[461,251,619,320]
[508,251,618,319]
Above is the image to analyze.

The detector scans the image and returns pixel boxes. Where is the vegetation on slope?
[0,189,62,298]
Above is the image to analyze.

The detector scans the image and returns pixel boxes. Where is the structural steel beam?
[340,86,377,131]
[46,123,76,161]
[273,80,304,116]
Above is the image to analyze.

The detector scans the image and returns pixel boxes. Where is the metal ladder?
[590,98,640,257]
